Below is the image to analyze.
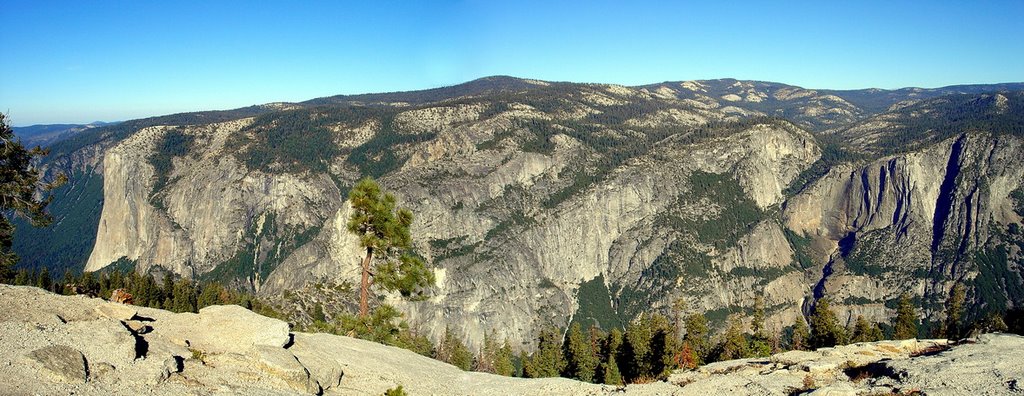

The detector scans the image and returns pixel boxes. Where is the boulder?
[110,289,134,304]
[183,305,290,354]
[771,350,821,366]
[249,345,321,395]
[25,345,88,384]
[90,362,116,381]
[289,336,345,390]
[66,319,138,366]
[124,320,151,334]
[94,302,137,321]
[153,356,182,383]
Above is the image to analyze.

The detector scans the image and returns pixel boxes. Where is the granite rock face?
[58,79,1024,348]
[3,285,1022,395]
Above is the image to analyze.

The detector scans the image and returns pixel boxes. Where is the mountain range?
[13,76,1024,349]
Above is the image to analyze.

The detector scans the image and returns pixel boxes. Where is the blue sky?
[1,1,1022,125]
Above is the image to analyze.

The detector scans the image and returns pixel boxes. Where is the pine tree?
[0,114,66,281]
[524,326,565,378]
[749,296,771,357]
[171,278,197,313]
[37,267,51,291]
[563,322,598,382]
[601,353,623,385]
[717,314,750,360]
[347,177,434,317]
[790,315,810,351]
[683,313,711,364]
[809,298,846,348]
[475,329,500,373]
[435,326,472,370]
[867,323,884,342]
[892,293,919,340]
[942,283,966,339]
[494,340,515,376]
[850,315,874,343]
[648,313,679,380]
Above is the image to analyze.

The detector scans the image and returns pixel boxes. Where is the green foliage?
[748,297,771,357]
[147,128,194,199]
[809,299,846,348]
[942,283,967,339]
[665,170,764,248]
[783,228,817,270]
[12,169,103,275]
[0,114,66,281]
[338,305,407,345]
[348,177,434,315]
[716,315,750,361]
[230,107,352,174]
[972,243,1024,315]
[892,293,919,340]
[435,326,473,370]
[783,141,866,196]
[683,313,711,365]
[572,274,623,331]
[790,316,810,351]
[1011,187,1024,218]
[383,385,407,396]
[600,353,623,385]
[620,313,678,382]
[845,91,1024,157]
[563,323,598,382]
[494,339,515,376]
[524,326,566,378]
[202,212,321,289]
[343,111,435,178]
[850,315,883,343]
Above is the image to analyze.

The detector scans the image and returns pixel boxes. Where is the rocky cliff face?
[29,77,1024,349]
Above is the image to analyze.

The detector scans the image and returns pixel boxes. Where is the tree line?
[0,266,280,317]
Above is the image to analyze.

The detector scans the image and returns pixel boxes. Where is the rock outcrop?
[3,284,1023,395]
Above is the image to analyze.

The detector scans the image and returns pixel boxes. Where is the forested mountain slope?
[14,77,1024,348]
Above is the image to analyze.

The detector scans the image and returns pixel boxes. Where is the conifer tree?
[683,313,711,364]
[601,353,623,385]
[717,314,750,360]
[892,293,919,340]
[475,330,499,373]
[749,296,771,357]
[0,114,66,282]
[563,322,598,382]
[524,326,565,378]
[809,298,846,348]
[942,283,966,339]
[790,315,810,351]
[347,177,434,317]
[850,315,874,343]
[436,326,473,370]
[494,340,515,376]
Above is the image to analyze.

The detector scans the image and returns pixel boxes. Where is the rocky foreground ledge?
[1,284,1021,395]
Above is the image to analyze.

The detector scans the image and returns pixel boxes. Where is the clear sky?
[1,1,1022,126]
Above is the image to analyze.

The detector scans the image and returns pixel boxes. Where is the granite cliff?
[17,77,1024,349]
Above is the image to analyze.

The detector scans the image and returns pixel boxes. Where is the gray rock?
[771,350,821,366]
[90,362,116,380]
[94,302,137,321]
[26,345,88,384]
[249,345,321,395]
[190,305,291,354]
[153,356,182,383]
[289,335,345,390]
[124,319,151,334]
